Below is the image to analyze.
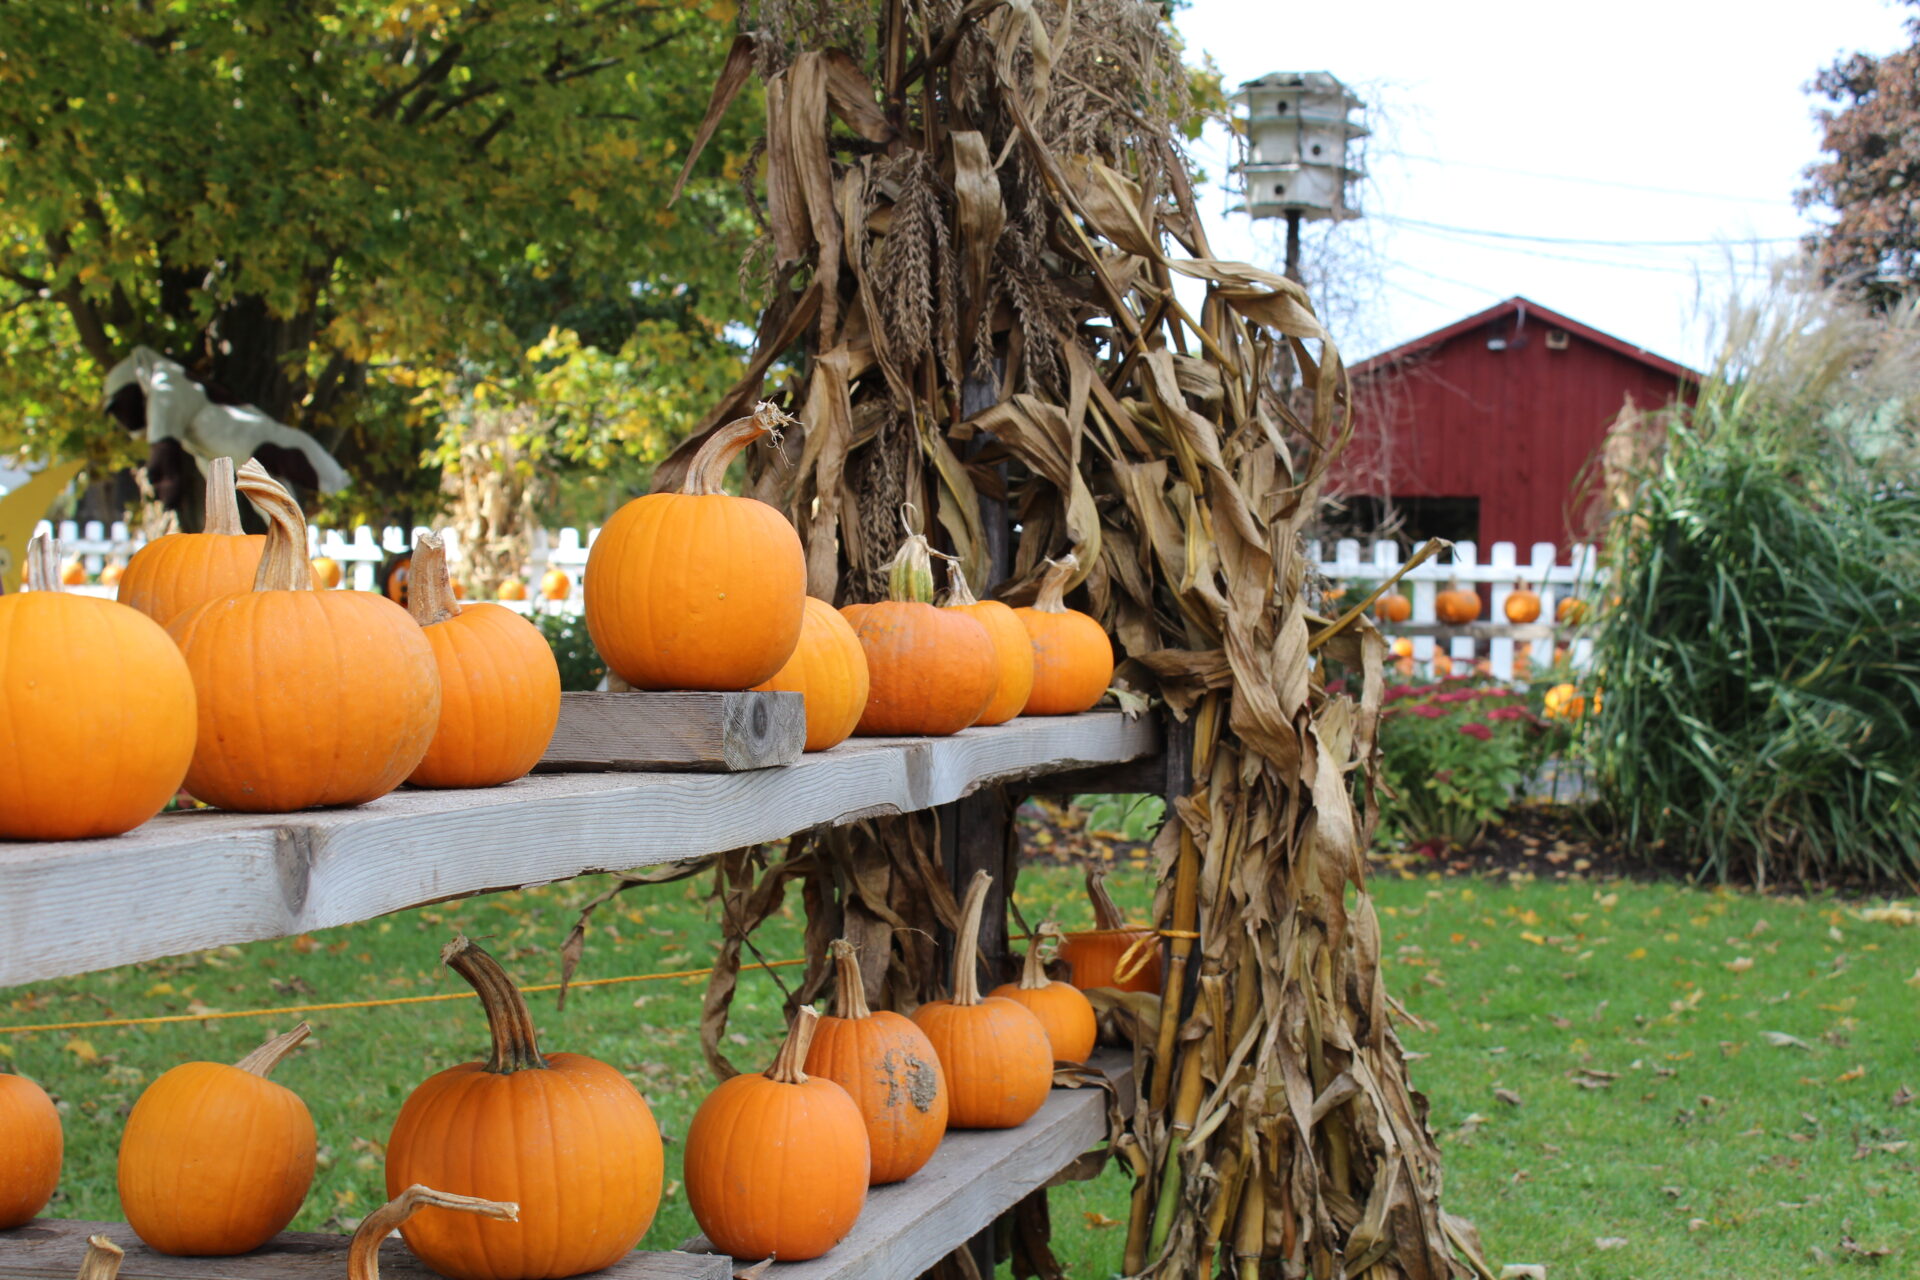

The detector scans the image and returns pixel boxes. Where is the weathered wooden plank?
[683,1051,1133,1280]
[535,691,806,773]
[0,714,1159,988]
[0,1221,730,1280]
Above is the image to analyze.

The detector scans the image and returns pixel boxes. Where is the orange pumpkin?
[1059,869,1162,994]
[1435,581,1481,625]
[1015,555,1113,715]
[406,534,561,788]
[97,560,125,587]
[58,558,86,586]
[119,1024,316,1255]
[686,1007,869,1261]
[586,404,805,691]
[941,562,1034,726]
[1390,636,1414,659]
[912,871,1055,1129]
[349,1188,517,1280]
[805,939,948,1184]
[118,458,267,626]
[1556,597,1588,624]
[1374,592,1412,623]
[386,936,664,1280]
[168,463,440,813]
[0,1072,61,1229]
[498,578,529,602]
[1504,584,1541,624]
[989,922,1097,1065]
[539,568,571,601]
[382,553,412,606]
[0,535,196,841]
[1431,652,1455,677]
[310,556,343,589]
[845,532,997,736]
[752,597,870,752]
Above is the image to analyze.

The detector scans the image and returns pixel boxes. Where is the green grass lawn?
[4,863,1916,1278]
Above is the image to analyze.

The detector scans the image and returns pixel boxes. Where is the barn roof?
[1353,296,1699,382]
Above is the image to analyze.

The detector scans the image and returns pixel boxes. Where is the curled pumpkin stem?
[940,556,981,607]
[348,1186,518,1280]
[1018,920,1062,991]
[1086,867,1126,932]
[767,1005,820,1084]
[827,939,872,1020]
[234,1022,311,1078]
[24,533,60,593]
[203,455,243,537]
[1033,554,1080,613]
[408,533,461,627]
[75,1235,124,1280]
[682,402,792,496]
[443,935,548,1074]
[234,460,313,592]
[951,870,993,1006]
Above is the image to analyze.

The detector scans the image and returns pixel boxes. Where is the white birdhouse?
[1233,72,1366,222]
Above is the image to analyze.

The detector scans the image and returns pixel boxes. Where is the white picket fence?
[1309,538,1602,681]
[39,520,1601,683]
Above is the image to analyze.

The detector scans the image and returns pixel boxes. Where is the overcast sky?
[1175,0,1914,367]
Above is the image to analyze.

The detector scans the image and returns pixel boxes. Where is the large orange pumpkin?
[406,534,561,788]
[169,463,440,812]
[586,403,805,691]
[941,562,1034,726]
[0,534,196,841]
[805,939,948,1184]
[1504,584,1541,624]
[1435,581,1481,625]
[752,597,870,752]
[1015,555,1113,715]
[350,1188,517,1280]
[686,1007,869,1261]
[845,532,997,736]
[989,922,1097,1065]
[385,936,664,1280]
[912,871,1055,1129]
[1058,869,1162,995]
[118,1024,316,1255]
[0,1072,61,1229]
[118,458,264,626]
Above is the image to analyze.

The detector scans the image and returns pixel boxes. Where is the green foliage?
[1590,283,1920,885]
[1377,680,1539,852]
[1072,794,1167,844]
[537,610,607,692]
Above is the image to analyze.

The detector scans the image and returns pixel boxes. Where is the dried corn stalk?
[661,0,1491,1274]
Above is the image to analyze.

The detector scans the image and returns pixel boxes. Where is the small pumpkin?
[1390,636,1413,659]
[1556,597,1588,624]
[989,922,1097,1065]
[1058,869,1162,995]
[940,561,1034,726]
[118,1024,316,1256]
[169,463,440,812]
[1374,592,1412,623]
[1504,584,1541,624]
[539,568,571,601]
[1015,555,1113,715]
[805,939,948,1184]
[1431,651,1455,678]
[752,597,871,752]
[686,1006,869,1262]
[1435,581,1481,625]
[498,578,529,602]
[406,534,561,789]
[350,1188,517,1280]
[382,552,412,606]
[97,560,125,587]
[844,530,997,736]
[58,558,86,586]
[385,936,664,1280]
[0,1072,61,1229]
[586,403,805,691]
[118,457,267,626]
[912,871,1055,1129]
[0,534,196,841]
[310,556,343,589]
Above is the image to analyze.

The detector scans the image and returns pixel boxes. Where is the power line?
[1386,220,1781,278]
[1380,151,1788,207]
[1379,214,1799,250]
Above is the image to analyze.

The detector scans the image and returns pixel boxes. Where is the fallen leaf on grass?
[62,1038,99,1064]
[1724,956,1754,973]
[1688,1218,1708,1232]
[1497,1267,1546,1279]
[1083,1212,1122,1229]
[1892,1085,1914,1108]
[1836,1065,1867,1083]
[1855,903,1917,926]
[1494,1088,1523,1107]
[1763,1031,1813,1051]
[1595,1236,1629,1250]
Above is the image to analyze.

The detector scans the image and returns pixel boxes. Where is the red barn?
[1330,296,1696,551]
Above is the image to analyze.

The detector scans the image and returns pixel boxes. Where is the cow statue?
[102,346,349,514]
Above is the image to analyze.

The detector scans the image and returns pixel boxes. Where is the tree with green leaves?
[0,0,756,523]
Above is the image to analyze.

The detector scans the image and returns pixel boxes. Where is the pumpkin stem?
[443,935,549,1073]
[234,460,314,592]
[1018,921,1061,991]
[1033,554,1079,614]
[940,556,981,607]
[348,1186,518,1280]
[1087,868,1126,931]
[682,401,791,496]
[408,533,461,626]
[952,869,993,1006]
[884,531,936,604]
[24,533,61,593]
[234,1022,311,1078]
[766,1005,820,1085]
[828,939,873,1020]
[75,1235,124,1280]
[203,456,243,536]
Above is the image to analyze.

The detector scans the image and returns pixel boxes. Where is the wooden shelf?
[690,1050,1135,1279]
[0,713,1158,987]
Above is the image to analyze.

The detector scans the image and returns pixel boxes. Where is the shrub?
[1376,679,1543,853]
[538,610,609,692]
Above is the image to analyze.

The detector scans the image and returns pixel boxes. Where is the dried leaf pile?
[615,1,1492,1274]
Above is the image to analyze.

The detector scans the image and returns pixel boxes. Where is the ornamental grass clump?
[1590,274,1920,886]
